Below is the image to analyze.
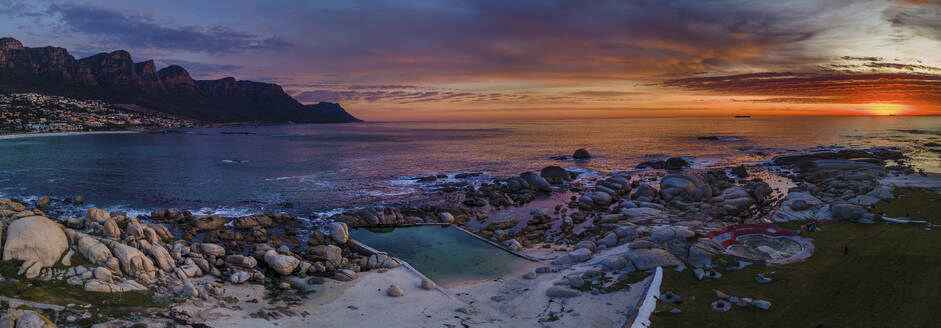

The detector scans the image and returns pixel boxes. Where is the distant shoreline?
[0,130,138,140]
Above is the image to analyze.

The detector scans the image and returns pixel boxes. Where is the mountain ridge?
[0,37,361,123]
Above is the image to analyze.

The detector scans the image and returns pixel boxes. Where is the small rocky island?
[0,147,938,327]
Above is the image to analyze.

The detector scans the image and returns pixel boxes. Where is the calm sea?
[0,116,938,217]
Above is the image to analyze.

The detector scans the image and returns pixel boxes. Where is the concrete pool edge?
[348,238,459,301]
[350,222,544,262]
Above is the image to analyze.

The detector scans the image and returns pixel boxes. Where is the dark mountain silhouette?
[0,37,361,123]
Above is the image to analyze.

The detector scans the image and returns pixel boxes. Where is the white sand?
[199,247,652,328]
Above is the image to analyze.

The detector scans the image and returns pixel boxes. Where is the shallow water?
[0,116,938,216]
[349,225,531,286]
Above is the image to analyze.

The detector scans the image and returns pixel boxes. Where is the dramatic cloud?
[292,89,531,104]
[2,0,940,119]
[664,72,941,104]
[47,3,293,54]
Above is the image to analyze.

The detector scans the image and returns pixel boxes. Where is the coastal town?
[0,93,195,134]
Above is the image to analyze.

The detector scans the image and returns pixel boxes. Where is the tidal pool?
[350,225,532,286]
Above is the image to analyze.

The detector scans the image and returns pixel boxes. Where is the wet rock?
[233,214,274,229]
[660,174,704,201]
[590,191,613,206]
[72,196,84,205]
[192,215,231,231]
[665,157,690,170]
[279,282,292,290]
[731,165,749,178]
[2,216,68,279]
[35,195,50,208]
[546,286,582,298]
[65,217,85,229]
[521,172,552,192]
[573,148,591,159]
[632,184,658,202]
[540,166,573,184]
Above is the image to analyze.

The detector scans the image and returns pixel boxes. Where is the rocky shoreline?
[0,147,936,327]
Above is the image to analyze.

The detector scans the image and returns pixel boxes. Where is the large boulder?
[660,174,704,201]
[521,172,552,192]
[650,226,695,243]
[632,184,658,202]
[86,208,110,224]
[772,192,825,222]
[553,248,592,265]
[147,244,176,271]
[573,148,591,159]
[540,166,573,184]
[74,232,114,267]
[665,157,690,170]
[620,207,663,221]
[688,238,724,268]
[35,196,51,208]
[309,245,344,265]
[264,250,300,275]
[327,222,349,244]
[191,215,231,231]
[831,203,866,220]
[2,216,68,279]
[625,248,682,270]
[107,240,157,281]
[546,286,582,298]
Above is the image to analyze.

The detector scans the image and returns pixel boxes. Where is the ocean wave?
[219,159,249,164]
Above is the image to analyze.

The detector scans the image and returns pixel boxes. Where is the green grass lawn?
[651,188,941,328]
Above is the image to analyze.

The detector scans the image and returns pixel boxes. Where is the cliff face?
[0,37,360,123]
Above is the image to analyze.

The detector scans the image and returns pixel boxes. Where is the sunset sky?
[1,0,940,120]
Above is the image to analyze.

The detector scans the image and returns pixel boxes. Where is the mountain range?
[0,37,360,123]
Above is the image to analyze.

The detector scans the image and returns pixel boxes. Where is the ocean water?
[0,116,938,217]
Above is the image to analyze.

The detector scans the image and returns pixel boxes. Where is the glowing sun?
[863,103,909,116]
